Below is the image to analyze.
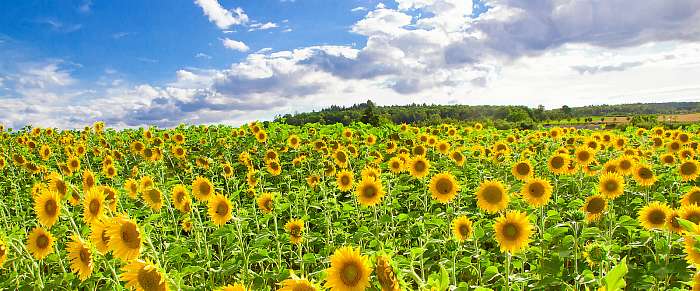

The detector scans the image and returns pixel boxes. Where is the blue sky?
[1,0,699,128]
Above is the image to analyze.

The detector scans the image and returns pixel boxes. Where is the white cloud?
[249,22,279,31]
[351,7,367,12]
[221,38,250,52]
[194,0,249,29]
[195,52,212,59]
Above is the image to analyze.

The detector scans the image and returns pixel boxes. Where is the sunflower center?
[175,191,184,204]
[687,212,700,224]
[147,189,161,203]
[459,224,470,237]
[36,234,50,249]
[586,198,605,213]
[528,182,545,198]
[362,185,378,198]
[44,199,58,216]
[551,157,564,169]
[503,223,519,240]
[341,176,350,185]
[101,229,110,244]
[577,151,590,162]
[414,161,426,172]
[56,181,67,195]
[137,267,162,290]
[89,199,101,215]
[483,185,503,203]
[340,262,362,286]
[120,223,141,249]
[647,210,666,225]
[436,178,453,194]
[265,199,273,211]
[337,152,347,163]
[516,163,530,175]
[638,167,653,179]
[690,191,700,205]
[290,226,301,237]
[619,160,632,170]
[681,162,698,176]
[199,182,211,196]
[79,248,91,264]
[216,202,229,216]
[604,180,619,192]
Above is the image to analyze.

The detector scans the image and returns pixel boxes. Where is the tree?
[562,105,572,117]
[361,100,380,126]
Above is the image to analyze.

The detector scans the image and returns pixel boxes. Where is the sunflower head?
[429,172,459,204]
[336,170,355,192]
[121,260,169,291]
[27,226,54,260]
[34,189,61,228]
[494,211,532,253]
[521,178,553,207]
[598,172,625,199]
[408,156,431,179]
[511,160,533,181]
[67,235,94,281]
[208,194,233,227]
[475,180,509,213]
[638,201,671,230]
[375,255,401,291]
[680,160,700,181]
[192,176,214,201]
[547,154,570,175]
[107,216,142,261]
[632,164,656,187]
[582,195,607,222]
[284,218,305,244]
[83,187,106,224]
[257,193,275,214]
[325,246,373,291]
[452,215,473,242]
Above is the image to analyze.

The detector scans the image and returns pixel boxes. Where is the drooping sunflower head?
[257,193,275,214]
[511,160,533,181]
[521,178,553,207]
[638,201,671,230]
[121,259,169,291]
[598,172,625,199]
[34,189,61,228]
[284,218,305,244]
[27,226,54,260]
[475,180,509,213]
[336,170,355,192]
[306,175,320,189]
[408,156,431,179]
[493,211,532,253]
[355,178,385,207]
[429,172,459,204]
[582,195,607,222]
[67,235,93,281]
[325,246,373,291]
[107,216,142,261]
[192,176,214,202]
[680,160,700,182]
[375,255,401,291]
[452,215,473,242]
[47,172,68,197]
[208,194,233,227]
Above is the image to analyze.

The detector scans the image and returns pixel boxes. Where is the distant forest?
[274,101,700,128]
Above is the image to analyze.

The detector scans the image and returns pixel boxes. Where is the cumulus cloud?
[221,38,250,52]
[194,0,249,29]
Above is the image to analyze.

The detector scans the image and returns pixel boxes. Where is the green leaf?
[677,218,697,233]
[439,264,450,291]
[604,257,628,291]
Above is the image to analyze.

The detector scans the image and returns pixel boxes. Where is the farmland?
[1,121,700,290]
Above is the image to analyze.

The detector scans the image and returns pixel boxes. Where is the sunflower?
[192,176,215,202]
[598,172,625,199]
[222,163,233,178]
[387,157,404,174]
[682,187,700,207]
[284,218,304,244]
[0,240,7,267]
[181,218,193,233]
[34,189,61,228]
[83,188,106,224]
[582,195,607,222]
[521,178,553,207]
[121,260,169,291]
[279,276,317,291]
[287,135,301,149]
[429,172,459,204]
[334,150,349,168]
[638,201,671,230]
[171,145,186,159]
[208,194,233,226]
[107,216,142,261]
[355,178,385,207]
[493,211,532,253]
[247,171,259,188]
[306,175,320,190]
[685,227,700,267]
[67,156,81,173]
[125,178,139,199]
[143,187,164,212]
[27,226,54,260]
[368,256,398,291]
[360,166,381,181]
[452,215,473,242]
[547,154,570,175]
[628,163,654,186]
[574,147,595,165]
[325,246,372,291]
[616,156,635,176]
[48,172,68,197]
[511,160,533,181]
[475,180,509,213]
[101,186,119,212]
[680,160,700,181]
[266,160,282,176]
[78,170,96,192]
[140,175,155,193]
[336,170,355,192]
[90,218,112,254]
[666,210,683,233]
[66,235,93,281]
[693,272,700,291]
[583,241,606,267]
[171,184,190,211]
[257,193,275,214]
[408,156,430,179]
[681,205,700,225]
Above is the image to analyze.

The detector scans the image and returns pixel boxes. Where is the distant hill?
[275,100,700,127]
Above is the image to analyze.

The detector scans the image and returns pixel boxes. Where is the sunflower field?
[2,121,700,290]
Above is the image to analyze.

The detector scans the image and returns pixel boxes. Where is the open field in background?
[547,113,700,126]
[3,122,700,290]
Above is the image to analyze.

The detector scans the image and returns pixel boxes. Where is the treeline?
[275,101,700,128]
